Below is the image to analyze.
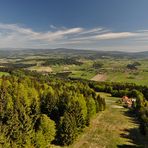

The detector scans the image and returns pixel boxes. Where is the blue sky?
[0,0,148,51]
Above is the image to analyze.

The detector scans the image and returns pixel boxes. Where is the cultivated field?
[91,74,107,81]
[0,49,148,86]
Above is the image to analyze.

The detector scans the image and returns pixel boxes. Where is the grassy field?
[0,54,148,85]
[49,58,147,86]
[0,72,9,77]
[27,66,53,72]
[69,59,148,86]
[106,71,148,86]
[68,93,148,148]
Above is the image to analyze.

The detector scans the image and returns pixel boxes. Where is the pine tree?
[57,112,77,145]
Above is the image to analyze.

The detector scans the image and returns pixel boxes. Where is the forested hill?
[0,48,148,59]
[0,72,105,147]
[0,70,148,147]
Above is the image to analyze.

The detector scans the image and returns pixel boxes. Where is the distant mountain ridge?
[0,48,148,59]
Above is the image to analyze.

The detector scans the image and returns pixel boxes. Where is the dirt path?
[70,94,148,148]
[91,74,107,81]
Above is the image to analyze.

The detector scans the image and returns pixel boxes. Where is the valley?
[0,49,148,147]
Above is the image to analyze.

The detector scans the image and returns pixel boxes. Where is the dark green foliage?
[40,86,57,116]
[96,95,106,111]
[127,63,137,70]
[42,58,83,66]
[34,114,56,148]
[90,81,148,100]
[126,62,141,70]
[93,61,103,69]
[85,95,96,125]
[67,101,85,131]
[135,92,148,135]
[0,63,36,69]
[57,112,77,145]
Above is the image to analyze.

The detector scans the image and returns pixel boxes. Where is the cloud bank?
[0,23,148,51]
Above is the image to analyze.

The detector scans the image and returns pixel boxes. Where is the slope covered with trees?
[0,69,147,147]
[0,72,105,147]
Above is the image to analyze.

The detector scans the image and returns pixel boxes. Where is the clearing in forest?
[70,93,148,148]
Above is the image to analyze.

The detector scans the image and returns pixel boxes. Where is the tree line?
[42,58,83,66]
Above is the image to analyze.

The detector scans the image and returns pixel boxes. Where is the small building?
[122,96,133,108]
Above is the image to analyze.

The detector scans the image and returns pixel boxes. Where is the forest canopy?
[0,72,105,147]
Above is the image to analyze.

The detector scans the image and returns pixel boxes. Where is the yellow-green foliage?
[35,114,56,147]
[74,94,88,120]
[0,73,106,146]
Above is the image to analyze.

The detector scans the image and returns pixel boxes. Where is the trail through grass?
[69,93,148,148]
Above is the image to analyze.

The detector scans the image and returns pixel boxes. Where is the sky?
[0,0,148,52]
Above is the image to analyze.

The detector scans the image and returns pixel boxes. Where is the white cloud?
[69,32,136,41]
[78,27,104,35]
[0,23,148,51]
[50,25,57,29]
[94,32,136,40]
[0,23,38,36]
[35,27,83,41]
[0,23,83,47]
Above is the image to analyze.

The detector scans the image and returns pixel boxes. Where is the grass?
[87,59,148,86]
[68,93,148,148]
[28,66,53,72]
[0,72,9,77]
[106,71,148,86]
[1,56,148,86]
[65,58,148,86]
[69,70,97,79]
